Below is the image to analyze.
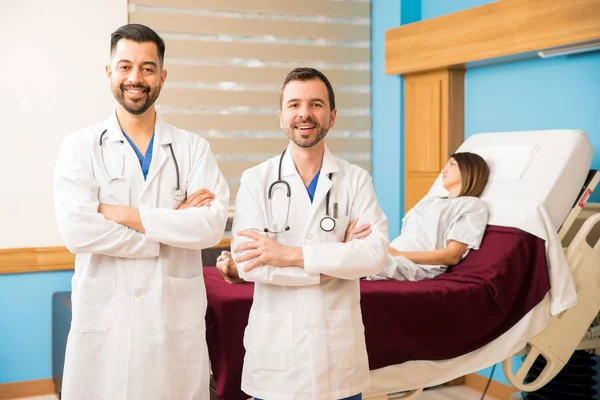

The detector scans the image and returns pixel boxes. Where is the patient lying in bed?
[217,152,490,283]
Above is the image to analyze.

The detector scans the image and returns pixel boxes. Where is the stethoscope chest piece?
[171,188,186,201]
[320,216,336,232]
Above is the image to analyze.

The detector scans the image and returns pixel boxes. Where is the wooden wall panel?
[403,68,464,213]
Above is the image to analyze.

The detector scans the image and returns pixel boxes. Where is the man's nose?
[298,104,311,119]
[127,67,143,84]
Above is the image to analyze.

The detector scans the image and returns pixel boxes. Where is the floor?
[17,385,509,400]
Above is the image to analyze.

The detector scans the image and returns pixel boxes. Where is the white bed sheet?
[427,129,593,315]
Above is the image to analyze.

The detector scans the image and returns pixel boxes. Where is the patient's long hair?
[449,152,490,197]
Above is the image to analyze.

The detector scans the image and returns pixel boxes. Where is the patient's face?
[442,158,462,191]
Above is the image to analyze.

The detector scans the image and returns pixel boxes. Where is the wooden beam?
[0,237,232,275]
[386,0,600,75]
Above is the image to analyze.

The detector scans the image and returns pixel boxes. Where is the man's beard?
[285,117,329,148]
[113,83,161,115]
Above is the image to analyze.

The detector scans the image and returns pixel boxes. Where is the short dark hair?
[110,24,165,66]
[449,152,490,197]
[280,67,336,110]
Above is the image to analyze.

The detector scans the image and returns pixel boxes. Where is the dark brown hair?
[110,24,165,66]
[280,67,336,110]
[449,152,490,197]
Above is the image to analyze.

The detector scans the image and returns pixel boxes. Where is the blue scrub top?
[306,170,321,203]
[122,132,155,180]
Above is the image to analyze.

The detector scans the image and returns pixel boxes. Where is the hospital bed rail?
[503,170,600,392]
[503,211,600,391]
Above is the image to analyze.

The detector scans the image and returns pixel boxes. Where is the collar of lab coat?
[280,143,340,178]
[105,110,173,145]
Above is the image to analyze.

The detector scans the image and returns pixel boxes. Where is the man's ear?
[328,109,337,130]
[278,109,284,130]
[160,68,167,90]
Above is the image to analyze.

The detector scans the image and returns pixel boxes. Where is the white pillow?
[473,144,539,180]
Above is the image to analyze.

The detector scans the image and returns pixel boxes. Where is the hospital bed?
[203,129,600,400]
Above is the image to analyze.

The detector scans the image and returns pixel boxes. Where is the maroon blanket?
[204,225,550,400]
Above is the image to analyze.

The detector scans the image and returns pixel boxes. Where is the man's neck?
[115,105,155,140]
[290,141,325,186]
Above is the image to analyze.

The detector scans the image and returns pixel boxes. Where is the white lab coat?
[54,111,229,400]
[232,146,389,400]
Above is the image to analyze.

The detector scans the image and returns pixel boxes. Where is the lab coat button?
[309,327,317,334]
[306,233,313,240]
[134,289,143,298]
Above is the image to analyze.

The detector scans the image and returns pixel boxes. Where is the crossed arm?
[54,134,227,257]
[217,220,371,284]
[98,189,215,233]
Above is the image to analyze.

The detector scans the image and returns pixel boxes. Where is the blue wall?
[465,53,600,201]
[0,271,73,383]
[371,0,402,239]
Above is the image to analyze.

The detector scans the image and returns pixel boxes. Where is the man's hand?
[234,230,303,273]
[177,188,215,210]
[98,205,145,233]
[344,219,372,243]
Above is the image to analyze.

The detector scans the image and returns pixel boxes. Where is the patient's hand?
[344,219,372,243]
[216,251,245,284]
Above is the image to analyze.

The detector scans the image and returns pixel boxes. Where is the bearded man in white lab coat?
[53,24,229,400]
[231,67,389,400]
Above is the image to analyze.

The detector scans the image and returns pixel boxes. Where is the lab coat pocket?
[334,215,351,242]
[70,276,115,334]
[165,276,206,332]
[328,308,368,369]
[247,311,293,370]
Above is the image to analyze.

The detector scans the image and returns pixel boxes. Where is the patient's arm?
[390,240,468,266]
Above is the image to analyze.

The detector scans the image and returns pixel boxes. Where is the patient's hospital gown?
[367,196,488,281]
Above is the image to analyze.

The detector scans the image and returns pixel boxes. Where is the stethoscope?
[264,148,336,234]
[99,129,186,201]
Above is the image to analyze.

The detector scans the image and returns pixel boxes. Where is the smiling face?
[441,157,462,194]
[105,39,166,116]
[278,78,337,149]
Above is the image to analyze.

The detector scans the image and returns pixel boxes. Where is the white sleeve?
[302,175,389,280]
[233,171,320,286]
[54,134,160,258]
[445,198,489,251]
[139,138,229,250]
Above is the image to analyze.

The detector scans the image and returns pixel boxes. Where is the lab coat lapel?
[141,116,171,199]
[280,145,312,233]
[306,147,339,230]
[106,111,145,185]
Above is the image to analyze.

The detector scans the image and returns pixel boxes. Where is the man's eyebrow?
[115,60,158,68]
